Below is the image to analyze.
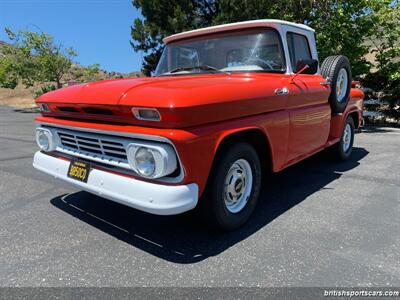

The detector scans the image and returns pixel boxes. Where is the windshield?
[155,28,286,76]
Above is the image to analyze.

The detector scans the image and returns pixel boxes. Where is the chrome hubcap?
[224,159,253,214]
[336,68,348,102]
[342,123,352,152]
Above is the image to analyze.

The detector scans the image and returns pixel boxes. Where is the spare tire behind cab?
[320,55,352,114]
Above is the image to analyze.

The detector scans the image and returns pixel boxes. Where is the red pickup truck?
[33,20,364,230]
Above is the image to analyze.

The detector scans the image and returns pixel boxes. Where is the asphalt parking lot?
[1,105,399,287]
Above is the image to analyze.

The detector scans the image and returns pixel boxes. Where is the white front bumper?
[33,151,198,215]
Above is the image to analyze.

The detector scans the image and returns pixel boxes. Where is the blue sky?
[0,0,144,73]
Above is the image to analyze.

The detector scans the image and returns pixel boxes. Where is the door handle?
[320,81,331,86]
[275,87,289,96]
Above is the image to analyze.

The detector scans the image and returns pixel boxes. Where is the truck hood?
[38,78,155,105]
[37,73,288,128]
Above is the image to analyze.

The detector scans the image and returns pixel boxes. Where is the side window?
[286,32,312,73]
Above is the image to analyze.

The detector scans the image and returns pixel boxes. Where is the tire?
[332,116,355,161]
[199,142,262,231]
[321,55,352,113]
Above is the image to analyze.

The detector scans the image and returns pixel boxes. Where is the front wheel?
[199,142,262,231]
[332,116,355,161]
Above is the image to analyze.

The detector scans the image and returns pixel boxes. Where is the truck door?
[284,31,331,163]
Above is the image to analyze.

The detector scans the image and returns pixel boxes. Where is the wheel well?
[348,111,359,129]
[215,129,272,173]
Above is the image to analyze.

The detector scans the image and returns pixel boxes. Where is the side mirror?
[295,59,319,74]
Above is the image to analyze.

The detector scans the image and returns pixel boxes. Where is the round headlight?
[35,129,56,152]
[126,142,177,179]
[135,147,156,177]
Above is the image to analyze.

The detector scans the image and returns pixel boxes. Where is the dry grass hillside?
[0,85,37,108]
[1,39,143,108]
[0,70,143,109]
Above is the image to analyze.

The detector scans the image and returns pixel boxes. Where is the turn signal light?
[132,108,161,121]
[38,103,51,113]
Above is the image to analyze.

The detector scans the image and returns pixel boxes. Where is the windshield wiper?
[164,65,230,75]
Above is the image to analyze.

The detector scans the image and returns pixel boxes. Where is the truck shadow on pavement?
[51,147,368,264]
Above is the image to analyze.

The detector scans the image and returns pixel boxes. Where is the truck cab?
[33,19,364,231]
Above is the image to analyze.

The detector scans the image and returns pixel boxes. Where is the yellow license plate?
[67,160,91,182]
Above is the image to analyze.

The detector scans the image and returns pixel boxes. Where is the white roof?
[163,19,314,44]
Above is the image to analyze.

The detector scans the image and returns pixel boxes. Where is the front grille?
[57,106,79,112]
[58,132,127,159]
[56,106,113,115]
[83,107,113,115]
[41,125,182,181]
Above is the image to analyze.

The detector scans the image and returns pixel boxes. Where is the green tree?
[70,63,102,83]
[130,0,213,75]
[362,1,400,111]
[0,28,77,89]
[130,0,396,77]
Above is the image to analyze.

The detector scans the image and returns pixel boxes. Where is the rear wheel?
[332,116,355,161]
[200,142,262,231]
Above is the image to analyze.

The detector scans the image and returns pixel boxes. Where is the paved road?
[1,105,399,287]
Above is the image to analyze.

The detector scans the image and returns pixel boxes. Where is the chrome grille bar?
[57,131,126,160]
[49,127,134,170]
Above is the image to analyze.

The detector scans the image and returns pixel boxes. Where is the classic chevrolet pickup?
[33,20,364,230]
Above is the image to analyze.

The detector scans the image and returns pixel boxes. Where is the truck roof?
[163,19,315,44]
